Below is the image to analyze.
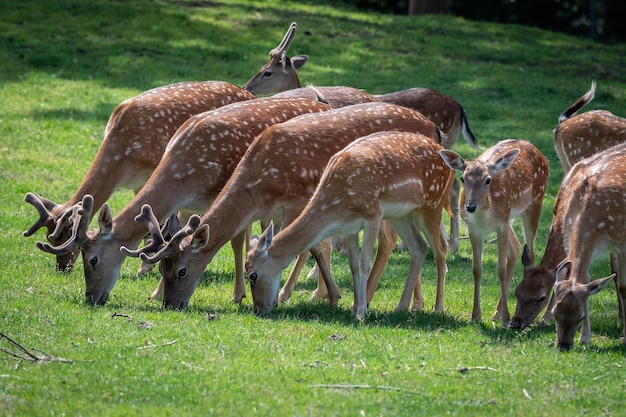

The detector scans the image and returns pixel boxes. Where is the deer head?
[552,261,614,351]
[243,22,309,95]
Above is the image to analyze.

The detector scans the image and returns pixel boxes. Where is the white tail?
[125,102,442,311]
[24,81,255,272]
[35,97,331,306]
[547,143,626,350]
[246,131,454,319]
[554,81,626,172]
[440,140,548,326]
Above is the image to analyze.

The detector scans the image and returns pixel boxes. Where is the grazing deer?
[24,81,255,272]
[440,140,548,326]
[123,102,442,311]
[549,143,626,350]
[246,131,454,319]
[34,97,332,306]
[554,81,626,173]
[244,22,480,254]
[510,82,626,329]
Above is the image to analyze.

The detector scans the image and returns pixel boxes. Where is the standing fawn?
[123,102,441,311]
[246,131,454,320]
[440,140,548,326]
[244,22,480,254]
[35,97,331,306]
[511,81,626,329]
[24,81,255,272]
[549,142,626,350]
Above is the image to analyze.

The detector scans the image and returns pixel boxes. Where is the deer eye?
[264,70,272,77]
[249,272,258,283]
[485,177,492,185]
[89,257,98,267]
[178,268,187,279]
[536,296,546,304]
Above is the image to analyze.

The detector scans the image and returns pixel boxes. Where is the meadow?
[1,0,626,415]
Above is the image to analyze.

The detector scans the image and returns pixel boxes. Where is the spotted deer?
[244,22,480,254]
[511,82,626,329]
[554,80,626,173]
[440,140,548,326]
[246,131,454,320]
[122,102,442,311]
[24,81,255,272]
[548,142,626,350]
[34,97,332,306]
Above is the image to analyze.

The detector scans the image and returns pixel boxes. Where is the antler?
[22,192,58,237]
[121,205,201,264]
[120,205,173,257]
[36,194,94,255]
[269,22,297,68]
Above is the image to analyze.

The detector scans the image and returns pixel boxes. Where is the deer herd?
[23,23,626,350]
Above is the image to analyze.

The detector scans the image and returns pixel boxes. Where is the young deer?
[554,81,626,173]
[34,97,331,306]
[440,140,548,326]
[246,131,454,320]
[549,143,626,350]
[123,102,441,311]
[511,82,626,329]
[244,22,479,254]
[24,81,255,272]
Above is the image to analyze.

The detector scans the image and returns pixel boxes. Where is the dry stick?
[137,340,177,350]
[0,332,73,364]
[311,383,417,394]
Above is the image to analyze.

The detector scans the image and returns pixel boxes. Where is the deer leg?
[611,253,623,323]
[387,217,427,312]
[492,226,518,326]
[448,179,460,255]
[231,229,247,304]
[309,242,340,309]
[310,237,331,301]
[420,209,449,312]
[468,232,484,323]
[616,252,626,345]
[353,220,380,320]
[366,220,398,305]
[521,203,542,265]
[278,252,309,303]
[345,233,364,318]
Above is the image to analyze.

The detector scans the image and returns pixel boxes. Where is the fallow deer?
[34,97,332,306]
[246,131,454,320]
[549,142,626,350]
[511,81,626,329]
[440,140,548,326]
[554,80,626,173]
[24,81,255,272]
[243,22,480,254]
[123,102,442,311]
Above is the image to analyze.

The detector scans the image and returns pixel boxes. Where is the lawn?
[1,1,625,416]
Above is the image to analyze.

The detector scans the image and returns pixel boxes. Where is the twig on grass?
[311,383,418,394]
[112,312,134,321]
[137,340,177,350]
[0,332,73,365]
[457,366,499,373]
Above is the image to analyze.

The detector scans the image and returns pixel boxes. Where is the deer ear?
[290,55,308,71]
[439,150,465,172]
[555,260,572,283]
[521,244,535,269]
[190,224,210,253]
[256,221,275,253]
[586,274,615,296]
[97,203,113,236]
[492,148,520,172]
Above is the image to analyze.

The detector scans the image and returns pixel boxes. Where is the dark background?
[338,0,625,42]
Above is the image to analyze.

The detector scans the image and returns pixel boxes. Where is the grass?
[1,0,626,416]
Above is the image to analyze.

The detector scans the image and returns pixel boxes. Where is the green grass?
[1,0,626,416]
